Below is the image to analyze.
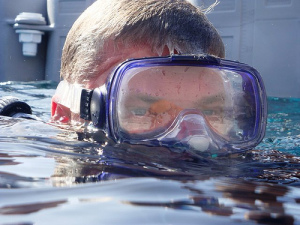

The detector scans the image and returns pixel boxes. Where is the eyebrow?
[132,92,226,111]
[135,94,161,104]
[194,93,226,108]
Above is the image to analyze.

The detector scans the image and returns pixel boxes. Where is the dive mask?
[52,55,267,156]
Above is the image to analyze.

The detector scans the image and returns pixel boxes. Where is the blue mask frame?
[79,54,267,154]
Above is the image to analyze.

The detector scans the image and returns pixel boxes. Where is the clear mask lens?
[115,65,258,144]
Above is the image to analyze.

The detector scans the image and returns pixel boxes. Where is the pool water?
[0,81,300,225]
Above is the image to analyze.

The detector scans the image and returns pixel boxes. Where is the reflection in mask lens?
[116,65,256,142]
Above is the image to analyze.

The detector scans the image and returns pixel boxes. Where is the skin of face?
[117,66,233,137]
[86,43,171,89]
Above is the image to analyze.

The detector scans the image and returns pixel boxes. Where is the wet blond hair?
[61,0,225,84]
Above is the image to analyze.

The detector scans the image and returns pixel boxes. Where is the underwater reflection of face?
[119,66,232,137]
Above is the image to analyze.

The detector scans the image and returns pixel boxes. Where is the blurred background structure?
[0,0,299,98]
[189,0,300,98]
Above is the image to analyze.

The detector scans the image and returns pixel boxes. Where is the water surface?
[0,81,300,225]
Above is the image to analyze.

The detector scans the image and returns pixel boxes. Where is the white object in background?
[14,12,46,56]
[16,29,44,56]
[15,12,46,25]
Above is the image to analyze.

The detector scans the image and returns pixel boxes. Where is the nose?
[158,112,216,152]
[176,114,212,151]
[176,114,209,138]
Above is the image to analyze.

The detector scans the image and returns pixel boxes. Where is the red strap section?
[51,99,57,117]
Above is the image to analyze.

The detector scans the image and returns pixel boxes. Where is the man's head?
[60,0,224,89]
[51,0,267,155]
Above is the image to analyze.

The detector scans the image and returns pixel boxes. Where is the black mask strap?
[80,89,93,121]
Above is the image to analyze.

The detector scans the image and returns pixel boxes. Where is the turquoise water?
[0,81,300,225]
[256,97,300,156]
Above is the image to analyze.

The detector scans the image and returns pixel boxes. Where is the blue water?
[257,97,300,156]
[0,81,300,225]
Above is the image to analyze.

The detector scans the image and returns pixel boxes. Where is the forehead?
[126,66,226,95]
[86,44,164,89]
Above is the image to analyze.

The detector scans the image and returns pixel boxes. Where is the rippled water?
[0,81,300,225]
